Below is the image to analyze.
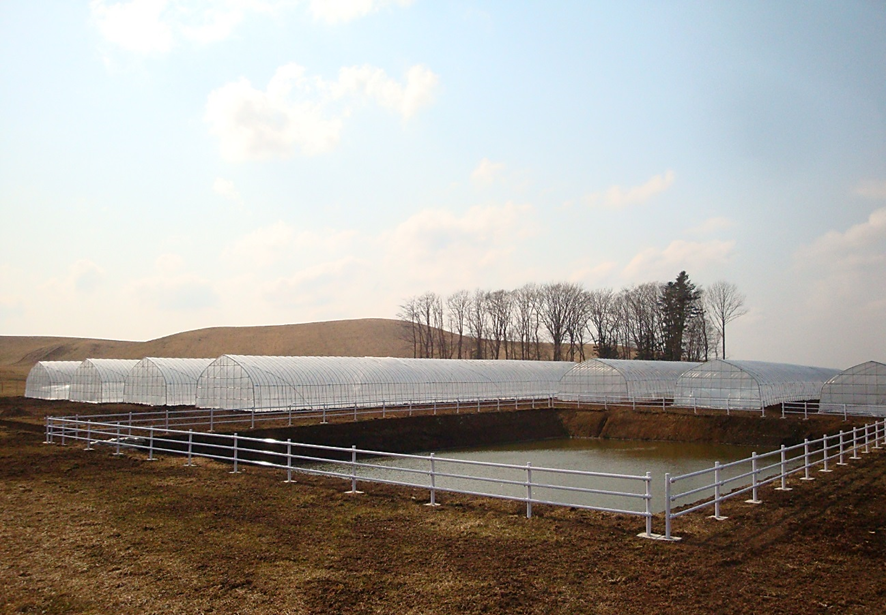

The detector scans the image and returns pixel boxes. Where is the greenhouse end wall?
[123,358,214,406]
[557,359,699,402]
[69,359,139,404]
[820,361,886,416]
[674,359,840,410]
[24,361,82,400]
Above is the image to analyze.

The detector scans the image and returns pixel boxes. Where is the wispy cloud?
[213,177,241,201]
[585,170,675,209]
[205,62,438,160]
[471,158,505,185]
[855,179,886,200]
[687,216,735,235]
[623,239,735,282]
[308,0,414,24]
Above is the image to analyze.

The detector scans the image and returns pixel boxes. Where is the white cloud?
[213,177,241,201]
[223,221,359,268]
[42,260,107,295]
[91,0,174,54]
[796,207,886,266]
[309,0,414,24]
[623,239,736,281]
[687,216,735,235]
[92,1,414,55]
[205,62,438,160]
[585,170,675,209]
[471,158,505,185]
[854,179,886,200]
[128,273,219,311]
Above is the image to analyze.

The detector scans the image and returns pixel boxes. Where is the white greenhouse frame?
[123,358,214,406]
[557,359,700,403]
[24,361,82,400]
[69,359,140,404]
[196,355,575,411]
[820,361,886,416]
[673,359,840,410]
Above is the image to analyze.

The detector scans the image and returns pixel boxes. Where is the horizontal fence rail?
[663,419,886,540]
[51,396,555,434]
[44,416,653,534]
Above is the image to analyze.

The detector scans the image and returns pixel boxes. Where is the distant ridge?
[0,318,413,396]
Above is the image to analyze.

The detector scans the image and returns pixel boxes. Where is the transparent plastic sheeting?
[557,359,699,402]
[196,355,576,411]
[123,358,215,406]
[674,359,840,410]
[24,361,82,400]
[69,359,140,404]
[820,361,886,416]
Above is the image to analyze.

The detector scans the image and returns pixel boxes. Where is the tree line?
[398,272,747,362]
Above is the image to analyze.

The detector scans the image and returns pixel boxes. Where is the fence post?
[838,430,847,465]
[644,471,652,537]
[165,407,170,433]
[322,406,328,424]
[725,398,730,416]
[288,406,293,427]
[711,461,727,519]
[128,412,133,438]
[804,401,808,420]
[44,416,52,445]
[84,421,94,451]
[426,453,439,507]
[114,422,123,456]
[230,433,240,474]
[185,429,194,466]
[775,445,792,491]
[147,427,155,461]
[874,420,883,450]
[851,426,861,460]
[664,473,673,540]
[346,445,362,494]
[209,407,214,432]
[285,439,293,483]
[820,434,832,473]
[801,438,814,481]
[525,462,533,519]
[60,419,66,446]
[864,424,871,454]
[251,408,255,430]
[781,402,785,419]
[746,453,762,504]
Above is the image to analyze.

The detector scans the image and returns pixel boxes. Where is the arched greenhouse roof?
[820,361,886,416]
[69,359,140,404]
[196,355,575,411]
[674,359,840,410]
[24,361,82,400]
[123,358,214,406]
[557,359,700,402]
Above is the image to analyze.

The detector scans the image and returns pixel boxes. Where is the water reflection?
[347,438,785,514]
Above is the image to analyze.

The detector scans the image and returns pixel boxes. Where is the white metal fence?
[43,416,653,533]
[42,411,886,541]
[663,419,886,540]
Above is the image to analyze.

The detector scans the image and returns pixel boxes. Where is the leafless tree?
[620,283,662,360]
[486,289,513,359]
[704,280,748,359]
[586,288,620,359]
[446,290,471,359]
[539,282,583,361]
[511,284,541,360]
[467,289,488,359]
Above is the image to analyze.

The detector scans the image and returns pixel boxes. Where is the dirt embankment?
[247,407,862,453]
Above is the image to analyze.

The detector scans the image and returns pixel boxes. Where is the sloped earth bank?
[1,398,885,614]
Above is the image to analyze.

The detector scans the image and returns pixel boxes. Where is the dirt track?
[2,398,885,614]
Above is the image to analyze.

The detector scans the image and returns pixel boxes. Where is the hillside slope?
[0,318,413,395]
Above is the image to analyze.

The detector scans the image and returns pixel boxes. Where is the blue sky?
[1,1,884,369]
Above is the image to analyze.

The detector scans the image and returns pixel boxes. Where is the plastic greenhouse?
[123,358,214,406]
[820,361,886,416]
[196,355,575,411]
[557,359,700,403]
[673,359,840,410]
[69,359,140,403]
[24,361,82,400]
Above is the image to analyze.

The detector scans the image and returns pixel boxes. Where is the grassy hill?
[0,318,414,396]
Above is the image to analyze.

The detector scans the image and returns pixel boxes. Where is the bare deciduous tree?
[705,280,748,359]
[446,290,471,359]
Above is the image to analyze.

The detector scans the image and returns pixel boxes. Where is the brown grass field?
[1,322,885,613]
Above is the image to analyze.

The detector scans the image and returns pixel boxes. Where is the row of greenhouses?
[23,356,886,415]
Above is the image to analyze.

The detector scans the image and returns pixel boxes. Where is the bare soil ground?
[2,398,885,614]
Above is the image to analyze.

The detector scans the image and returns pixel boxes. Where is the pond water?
[341,438,790,514]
